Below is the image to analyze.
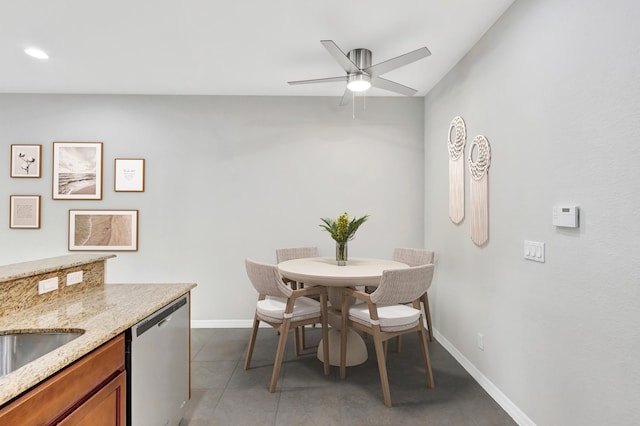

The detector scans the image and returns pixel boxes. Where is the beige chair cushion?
[257,296,321,323]
[348,303,421,331]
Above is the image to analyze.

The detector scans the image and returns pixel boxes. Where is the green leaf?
[319,213,369,242]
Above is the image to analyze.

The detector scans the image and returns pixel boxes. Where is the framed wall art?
[10,144,42,178]
[53,142,103,200]
[68,209,138,251]
[10,195,41,229]
[114,158,145,192]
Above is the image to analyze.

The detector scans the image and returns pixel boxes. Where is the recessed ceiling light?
[24,48,49,60]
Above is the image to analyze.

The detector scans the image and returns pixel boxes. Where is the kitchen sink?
[0,330,84,377]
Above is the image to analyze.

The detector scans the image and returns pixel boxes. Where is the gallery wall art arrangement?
[7,141,145,252]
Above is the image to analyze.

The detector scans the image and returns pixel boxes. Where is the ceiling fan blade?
[371,76,419,96]
[364,47,431,77]
[339,87,352,106]
[288,76,347,85]
[321,40,359,73]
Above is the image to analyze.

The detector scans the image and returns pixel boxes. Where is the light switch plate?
[524,240,545,263]
[38,277,59,294]
[67,270,83,286]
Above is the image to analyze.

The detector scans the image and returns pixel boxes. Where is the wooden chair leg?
[293,326,301,357]
[422,293,434,342]
[417,326,435,388]
[373,335,393,408]
[395,335,402,353]
[269,320,290,393]
[244,317,260,370]
[339,294,349,379]
[320,294,330,376]
[301,325,307,350]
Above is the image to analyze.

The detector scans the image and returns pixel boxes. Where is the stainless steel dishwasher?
[126,294,190,426]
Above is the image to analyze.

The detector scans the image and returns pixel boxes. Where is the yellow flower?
[336,212,349,242]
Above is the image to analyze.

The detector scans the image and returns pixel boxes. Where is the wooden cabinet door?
[0,334,125,426]
[58,371,126,426]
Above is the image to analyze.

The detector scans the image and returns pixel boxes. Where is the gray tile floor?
[181,328,516,426]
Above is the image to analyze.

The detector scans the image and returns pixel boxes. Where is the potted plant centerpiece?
[320,212,369,266]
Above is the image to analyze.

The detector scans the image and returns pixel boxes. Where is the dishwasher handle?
[135,296,187,338]
[157,316,172,328]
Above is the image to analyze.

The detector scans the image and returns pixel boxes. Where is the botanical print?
[11,145,41,177]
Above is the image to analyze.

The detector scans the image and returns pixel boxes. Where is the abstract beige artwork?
[448,116,466,224]
[69,210,138,251]
[468,135,491,246]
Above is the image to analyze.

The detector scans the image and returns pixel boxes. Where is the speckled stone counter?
[0,283,196,407]
[0,254,116,316]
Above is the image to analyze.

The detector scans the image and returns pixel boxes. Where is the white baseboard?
[191,319,270,328]
[433,329,535,426]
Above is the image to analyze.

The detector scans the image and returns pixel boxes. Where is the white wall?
[0,94,425,322]
[424,0,640,425]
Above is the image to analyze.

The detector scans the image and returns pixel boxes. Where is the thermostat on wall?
[553,205,579,228]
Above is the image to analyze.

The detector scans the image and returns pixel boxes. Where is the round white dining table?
[277,257,409,366]
[277,256,409,288]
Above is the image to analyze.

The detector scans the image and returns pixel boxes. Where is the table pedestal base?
[316,329,367,367]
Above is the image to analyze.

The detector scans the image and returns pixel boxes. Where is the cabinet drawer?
[0,334,125,425]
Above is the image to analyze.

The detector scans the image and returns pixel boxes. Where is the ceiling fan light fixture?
[347,73,371,92]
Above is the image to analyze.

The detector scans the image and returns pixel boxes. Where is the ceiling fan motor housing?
[346,48,372,91]
[348,48,372,70]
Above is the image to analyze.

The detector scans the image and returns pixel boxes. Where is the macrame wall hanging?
[448,116,466,224]
[468,135,491,246]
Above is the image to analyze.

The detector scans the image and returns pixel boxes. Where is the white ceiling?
[0,0,514,97]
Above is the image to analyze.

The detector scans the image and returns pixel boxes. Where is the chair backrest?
[370,264,435,305]
[392,248,434,266]
[276,246,319,263]
[245,258,293,298]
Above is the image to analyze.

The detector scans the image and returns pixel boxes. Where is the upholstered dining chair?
[244,258,330,393]
[392,248,435,344]
[340,264,435,407]
[365,248,435,346]
[275,246,319,354]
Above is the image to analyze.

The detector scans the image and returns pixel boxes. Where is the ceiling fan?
[288,40,431,105]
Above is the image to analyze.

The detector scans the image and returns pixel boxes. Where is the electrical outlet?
[38,277,59,294]
[67,270,83,286]
[477,333,484,351]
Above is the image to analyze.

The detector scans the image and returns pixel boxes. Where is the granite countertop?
[0,283,196,407]
[0,254,116,284]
